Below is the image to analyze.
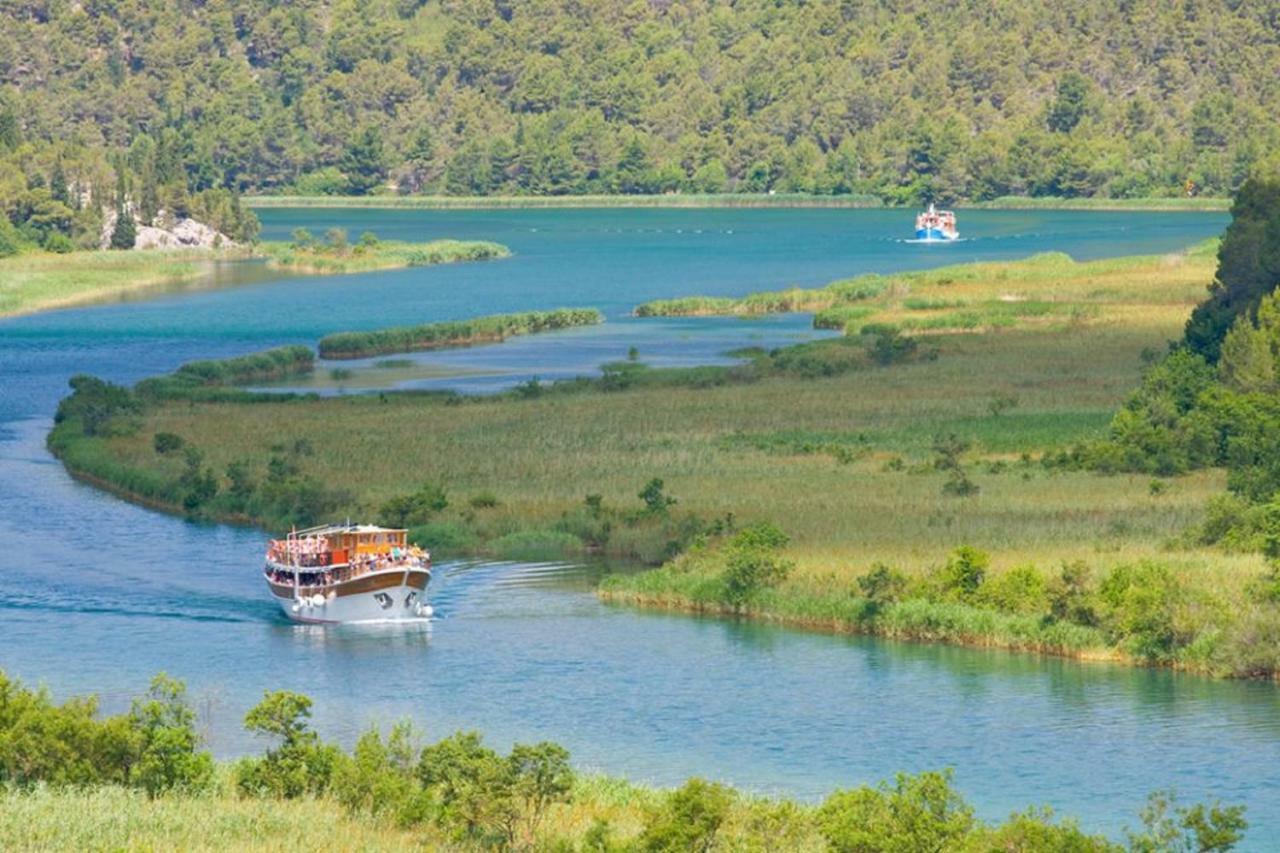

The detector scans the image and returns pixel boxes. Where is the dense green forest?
[2,0,1279,241]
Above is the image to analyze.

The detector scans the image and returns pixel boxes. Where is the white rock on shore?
[100,207,235,250]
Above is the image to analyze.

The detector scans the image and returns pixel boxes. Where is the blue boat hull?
[915,227,953,241]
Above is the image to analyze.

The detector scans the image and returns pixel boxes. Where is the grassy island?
[49,236,1280,679]
[0,671,1248,852]
[257,235,509,275]
[318,308,604,359]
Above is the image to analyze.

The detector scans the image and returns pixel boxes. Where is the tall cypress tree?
[1183,175,1280,361]
[109,165,136,250]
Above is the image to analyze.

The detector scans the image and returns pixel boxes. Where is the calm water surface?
[5,208,1280,845]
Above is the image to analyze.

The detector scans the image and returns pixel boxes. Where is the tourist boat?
[915,204,959,241]
[264,523,432,623]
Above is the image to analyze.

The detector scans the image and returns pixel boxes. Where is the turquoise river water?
[3,207,1279,845]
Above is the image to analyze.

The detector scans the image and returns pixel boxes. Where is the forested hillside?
[2,0,1279,222]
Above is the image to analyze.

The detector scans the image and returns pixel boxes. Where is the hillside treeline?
[2,0,1279,213]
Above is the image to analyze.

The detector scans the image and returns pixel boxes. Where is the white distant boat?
[915,204,959,241]
[264,523,432,623]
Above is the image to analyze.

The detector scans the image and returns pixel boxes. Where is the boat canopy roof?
[290,523,408,537]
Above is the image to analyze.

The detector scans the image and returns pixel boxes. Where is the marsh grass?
[635,245,1217,339]
[257,238,509,275]
[317,308,604,359]
[52,244,1273,671]
[0,248,253,318]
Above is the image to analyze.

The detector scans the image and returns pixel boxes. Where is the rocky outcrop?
[100,208,235,250]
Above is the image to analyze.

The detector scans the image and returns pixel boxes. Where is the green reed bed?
[633,245,1218,335]
[257,238,509,275]
[317,308,604,359]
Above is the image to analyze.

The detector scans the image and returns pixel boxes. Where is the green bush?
[1097,562,1191,661]
[720,522,795,608]
[857,563,909,608]
[637,778,732,853]
[152,432,184,455]
[378,482,449,528]
[127,674,215,798]
[235,691,339,799]
[408,520,480,554]
[330,722,422,821]
[937,546,989,603]
[980,565,1050,616]
[816,770,975,853]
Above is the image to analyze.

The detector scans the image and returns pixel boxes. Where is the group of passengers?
[266,536,331,567]
[265,540,431,587]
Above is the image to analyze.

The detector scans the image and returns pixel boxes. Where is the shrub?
[720,522,794,608]
[638,778,732,853]
[1097,562,1190,661]
[857,563,909,608]
[153,432,184,455]
[867,326,919,366]
[937,546,989,603]
[639,478,677,516]
[330,722,421,821]
[980,565,1050,616]
[409,520,479,554]
[236,691,338,798]
[378,482,449,528]
[1048,561,1100,627]
[1126,790,1248,853]
[816,770,975,853]
[127,674,214,798]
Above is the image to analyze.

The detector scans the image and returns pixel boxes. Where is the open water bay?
[5,207,1279,844]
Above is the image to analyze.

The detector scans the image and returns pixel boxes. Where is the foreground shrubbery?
[0,672,1248,851]
[318,308,604,359]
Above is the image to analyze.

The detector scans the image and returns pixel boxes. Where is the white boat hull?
[267,568,432,624]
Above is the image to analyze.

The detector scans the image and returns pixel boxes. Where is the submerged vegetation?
[318,308,604,359]
[0,670,1249,851]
